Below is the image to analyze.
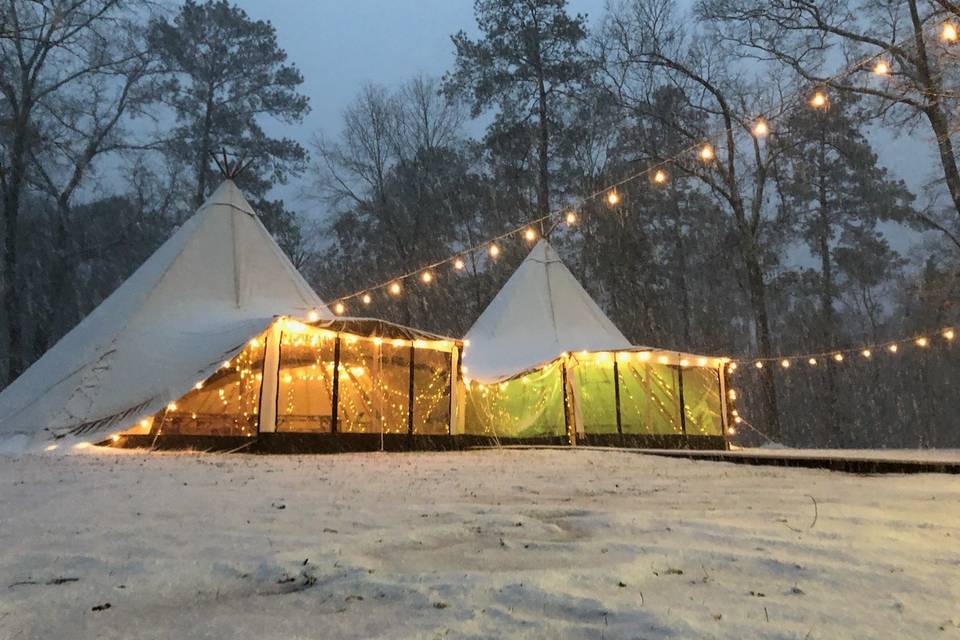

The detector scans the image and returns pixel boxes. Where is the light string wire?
[729,327,956,369]
[319,16,960,315]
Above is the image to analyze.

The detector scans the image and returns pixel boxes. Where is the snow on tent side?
[0,180,327,447]
[461,240,728,447]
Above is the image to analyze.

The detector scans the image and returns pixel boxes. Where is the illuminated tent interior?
[462,240,730,448]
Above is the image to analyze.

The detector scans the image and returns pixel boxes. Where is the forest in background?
[2,0,960,448]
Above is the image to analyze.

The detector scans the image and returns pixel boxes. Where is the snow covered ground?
[1,448,958,639]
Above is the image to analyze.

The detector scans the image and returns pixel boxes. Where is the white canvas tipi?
[463,239,630,382]
[0,180,327,443]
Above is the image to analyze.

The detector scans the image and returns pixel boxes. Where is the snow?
[2,448,958,639]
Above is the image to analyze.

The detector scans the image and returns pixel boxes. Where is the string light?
[389,281,402,296]
[194,381,204,390]
[808,358,817,366]
[453,258,465,271]
[307,310,320,322]
[653,169,668,184]
[889,344,898,353]
[524,228,538,242]
[753,119,769,137]
[780,359,790,368]
[728,362,737,372]
[334,302,346,315]
[754,361,764,369]
[915,337,928,347]
[565,211,577,225]
[488,244,500,258]
[862,349,872,358]
[873,60,890,76]
[810,91,828,108]
[607,190,621,205]
[942,22,958,42]
[420,270,434,284]
[362,293,372,305]
[699,145,714,161]
[833,353,844,362]
[638,351,651,362]
[945,329,955,341]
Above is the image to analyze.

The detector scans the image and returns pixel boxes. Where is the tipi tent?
[0,181,464,452]
[0,180,326,445]
[462,240,729,448]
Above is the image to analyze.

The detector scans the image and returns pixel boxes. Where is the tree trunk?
[536,75,550,217]
[1,119,29,384]
[907,0,960,219]
[816,135,841,445]
[741,236,782,442]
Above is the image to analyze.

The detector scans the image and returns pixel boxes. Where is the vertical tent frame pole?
[677,364,687,440]
[561,358,575,446]
[407,343,416,436]
[718,365,730,449]
[330,334,341,433]
[613,357,623,444]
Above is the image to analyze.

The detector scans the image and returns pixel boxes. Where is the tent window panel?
[573,356,618,434]
[413,347,452,435]
[337,336,379,433]
[377,342,411,434]
[682,367,723,436]
[618,362,682,435]
[464,361,566,438]
[277,331,336,432]
[157,336,266,436]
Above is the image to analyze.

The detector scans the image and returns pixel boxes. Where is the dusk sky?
[229,0,936,252]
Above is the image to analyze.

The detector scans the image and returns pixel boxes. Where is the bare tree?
[0,0,153,383]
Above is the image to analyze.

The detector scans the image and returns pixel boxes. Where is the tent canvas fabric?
[463,239,631,383]
[0,180,326,443]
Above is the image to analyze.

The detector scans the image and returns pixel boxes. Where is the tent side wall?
[462,351,728,449]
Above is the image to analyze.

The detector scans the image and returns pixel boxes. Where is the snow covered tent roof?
[0,180,327,442]
[463,239,631,382]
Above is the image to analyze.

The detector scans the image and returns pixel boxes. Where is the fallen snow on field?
[1,449,958,639]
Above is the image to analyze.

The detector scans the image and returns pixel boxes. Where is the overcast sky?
[229,0,937,254]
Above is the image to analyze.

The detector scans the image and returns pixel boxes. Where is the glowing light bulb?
[222,360,231,369]
[389,282,402,296]
[657,355,669,364]
[488,244,500,258]
[607,190,621,205]
[916,337,929,347]
[728,389,737,401]
[140,418,150,428]
[565,211,577,225]
[334,302,346,315]
[110,433,120,442]
[755,361,764,369]
[166,402,177,411]
[943,22,958,42]
[697,357,708,366]
[873,60,890,76]
[810,91,827,108]
[833,353,844,362]
[727,426,737,435]
[753,119,769,137]
[362,293,372,305]
[454,258,465,270]
[307,309,320,322]
[734,416,742,424]
[248,338,259,348]
[638,352,651,362]
[194,381,204,390]
[679,358,689,367]
[524,228,537,242]
[808,358,817,366]
[780,359,790,368]
[862,349,872,358]
[373,337,382,346]
[944,329,955,341]
[888,344,898,353]
[728,362,737,372]
[700,144,714,161]
[420,271,433,284]
[653,169,668,184]
[45,444,58,451]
